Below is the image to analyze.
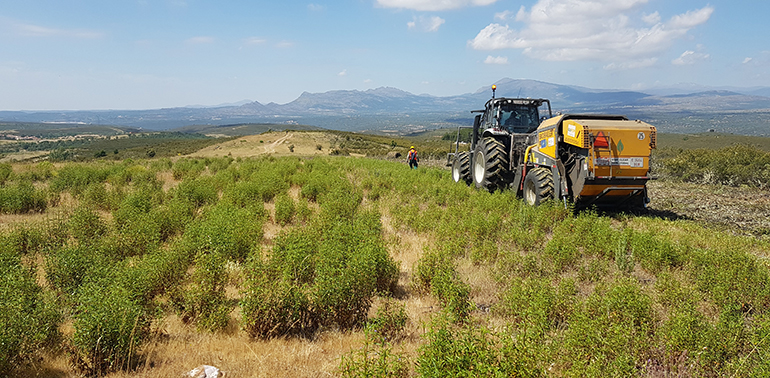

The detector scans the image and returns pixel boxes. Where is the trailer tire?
[452,152,472,185]
[472,137,509,191]
[523,167,554,206]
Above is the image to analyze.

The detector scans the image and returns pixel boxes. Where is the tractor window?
[500,105,540,134]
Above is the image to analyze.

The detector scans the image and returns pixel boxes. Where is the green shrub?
[45,245,110,300]
[274,194,295,226]
[560,279,654,376]
[68,206,108,246]
[416,317,539,377]
[183,203,264,262]
[171,158,206,180]
[50,164,112,195]
[241,259,314,338]
[172,251,230,332]
[501,277,576,334]
[339,328,409,378]
[368,299,408,343]
[0,163,12,184]
[71,281,151,376]
[172,176,218,209]
[658,144,770,187]
[0,181,47,214]
[0,247,60,372]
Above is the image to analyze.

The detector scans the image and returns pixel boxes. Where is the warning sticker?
[594,157,644,167]
[567,124,576,138]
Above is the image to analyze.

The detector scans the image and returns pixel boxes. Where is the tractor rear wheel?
[472,137,509,191]
[451,152,471,185]
[523,167,554,206]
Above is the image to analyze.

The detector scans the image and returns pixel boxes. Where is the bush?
[68,206,108,246]
[71,281,151,376]
[274,194,295,226]
[339,328,409,378]
[368,298,408,343]
[0,181,47,214]
[241,258,314,338]
[172,177,218,209]
[560,279,654,376]
[0,247,60,372]
[172,251,230,332]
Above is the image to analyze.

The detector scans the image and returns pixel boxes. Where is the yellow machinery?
[448,87,657,209]
[524,114,657,208]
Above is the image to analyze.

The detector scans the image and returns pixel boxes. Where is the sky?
[0,0,768,110]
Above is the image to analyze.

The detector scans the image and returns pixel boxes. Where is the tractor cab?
[481,98,549,135]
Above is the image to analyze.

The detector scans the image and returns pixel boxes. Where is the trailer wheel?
[452,152,472,185]
[523,167,554,206]
[472,137,509,191]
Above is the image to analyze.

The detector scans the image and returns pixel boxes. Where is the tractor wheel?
[451,152,471,185]
[472,137,509,191]
[523,167,554,206]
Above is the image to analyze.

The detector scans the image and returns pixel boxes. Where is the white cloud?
[364,79,373,83]
[743,57,753,64]
[376,0,498,11]
[185,36,215,45]
[408,16,445,32]
[484,55,509,64]
[338,69,347,76]
[494,10,513,21]
[672,50,710,65]
[275,40,295,48]
[642,11,660,25]
[308,3,325,11]
[468,0,714,67]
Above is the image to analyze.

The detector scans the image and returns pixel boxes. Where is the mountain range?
[2,78,770,135]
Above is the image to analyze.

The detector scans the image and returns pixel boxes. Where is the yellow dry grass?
[189,132,334,159]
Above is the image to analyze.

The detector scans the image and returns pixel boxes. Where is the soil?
[646,180,770,238]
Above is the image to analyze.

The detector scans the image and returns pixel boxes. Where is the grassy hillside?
[1,150,769,377]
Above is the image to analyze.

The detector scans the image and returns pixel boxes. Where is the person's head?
[410,146,415,150]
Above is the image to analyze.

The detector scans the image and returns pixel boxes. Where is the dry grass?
[190,132,334,159]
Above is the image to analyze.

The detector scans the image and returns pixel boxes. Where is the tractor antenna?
[491,84,497,99]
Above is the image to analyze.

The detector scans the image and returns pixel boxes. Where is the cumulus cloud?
[743,57,753,64]
[484,55,509,64]
[338,69,347,76]
[672,50,710,65]
[377,0,498,11]
[468,0,714,67]
[408,16,445,32]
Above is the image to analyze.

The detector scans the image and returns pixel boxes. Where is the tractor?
[447,85,657,209]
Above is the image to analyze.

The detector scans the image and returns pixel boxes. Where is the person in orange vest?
[407,146,419,169]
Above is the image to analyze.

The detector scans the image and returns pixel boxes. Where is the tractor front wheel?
[523,167,554,206]
[451,152,471,185]
[472,137,509,191]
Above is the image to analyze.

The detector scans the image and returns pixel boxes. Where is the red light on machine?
[593,131,610,148]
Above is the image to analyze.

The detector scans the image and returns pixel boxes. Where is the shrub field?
[1,152,770,377]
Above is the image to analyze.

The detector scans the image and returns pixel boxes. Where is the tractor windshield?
[499,104,540,134]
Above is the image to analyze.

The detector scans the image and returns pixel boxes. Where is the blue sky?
[1,0,767,110]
